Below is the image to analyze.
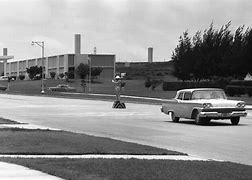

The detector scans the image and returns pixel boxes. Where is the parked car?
[48,84,76,92]
[0,76,15,81]
[161,88,247,125]
[0,76,9,81]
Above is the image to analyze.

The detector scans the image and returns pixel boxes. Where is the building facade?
[4,53,115,80]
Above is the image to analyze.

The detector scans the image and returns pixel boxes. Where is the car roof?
[177,88,223,93]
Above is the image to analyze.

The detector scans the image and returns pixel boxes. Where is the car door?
[174,92,184,117]
[180,92,193,118]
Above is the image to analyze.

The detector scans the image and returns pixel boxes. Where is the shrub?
[50,72,56,79]
[162,80,228,91]
[19,75,25,80]
[59,73,64,79]
[68,71,75,79]
[230,80,252,86]
[26,66,42,80]
[150,79,163,90]
[144,78,152,89]
[225,85,246,97]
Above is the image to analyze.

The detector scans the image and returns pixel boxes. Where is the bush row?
[162,80,228,91]
[225,85,252,97]
[162,80,252,97]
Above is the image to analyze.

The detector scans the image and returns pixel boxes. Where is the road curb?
[0,154,216,162]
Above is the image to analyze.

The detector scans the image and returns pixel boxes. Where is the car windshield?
[191,90,226,100]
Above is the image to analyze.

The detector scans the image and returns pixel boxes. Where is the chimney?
[74,34,81,54]
[148,47,153,63]
[3,48,7,56]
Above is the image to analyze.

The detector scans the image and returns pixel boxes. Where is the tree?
[91,67,103,80]
[50,72,56,79]
[59,73,64,79]
[76,63,89,79]
[19,74,25,80]
[26,66,42,80]
[172,31,193,81]
[172,22,251,81]
[243,28,252,75]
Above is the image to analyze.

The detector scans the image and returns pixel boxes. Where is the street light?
[31,41,45,94]
[88,57,91,92]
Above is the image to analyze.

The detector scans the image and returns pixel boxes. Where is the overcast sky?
[0,0,251,62]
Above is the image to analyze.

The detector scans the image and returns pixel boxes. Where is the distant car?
[48,84,76,92]
[161,88,247,125]
[0,76,15,81]
[0,76,9,81]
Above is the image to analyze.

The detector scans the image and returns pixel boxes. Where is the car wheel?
[195,111,205,125]
[171,112,180,123]
[231,117,240,125]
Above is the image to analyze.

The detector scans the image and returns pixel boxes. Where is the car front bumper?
[199,111,247,118]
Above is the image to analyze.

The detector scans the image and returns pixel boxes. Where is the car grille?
[202,108,245,113]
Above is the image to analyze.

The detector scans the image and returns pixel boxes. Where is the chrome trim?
[199,111,247,118]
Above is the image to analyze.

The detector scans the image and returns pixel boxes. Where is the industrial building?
[3,34,116,79]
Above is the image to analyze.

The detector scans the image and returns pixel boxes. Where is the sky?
[0,0,252,62]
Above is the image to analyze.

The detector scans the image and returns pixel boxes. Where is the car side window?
[184,92,191,100]
[177,93,183,100]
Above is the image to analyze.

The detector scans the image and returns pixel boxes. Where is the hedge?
[162,80,228,91]
[163,80,252,97]
[229,80,252,86]
[225,85,246,97]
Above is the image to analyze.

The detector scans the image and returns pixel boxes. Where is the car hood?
[190,99,244,108]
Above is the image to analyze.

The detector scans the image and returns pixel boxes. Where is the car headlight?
[203,103,212,109]
[236,102,246,108]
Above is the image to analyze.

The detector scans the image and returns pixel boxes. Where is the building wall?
[0,63,4,75]
[88,54,115,79]
[4,53,115,80]
[19,61,26,75]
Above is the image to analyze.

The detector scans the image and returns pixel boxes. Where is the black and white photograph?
[0,0,252,179]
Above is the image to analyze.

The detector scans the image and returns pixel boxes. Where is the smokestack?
[3,48,7,56]
[75,34,81,54]
[148,47,153,63]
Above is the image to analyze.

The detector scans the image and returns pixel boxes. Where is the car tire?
[195,111,205,125]
[231,117,240,125]
[171,112,180,123]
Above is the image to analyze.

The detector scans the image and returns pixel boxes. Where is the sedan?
[48,84,76,92]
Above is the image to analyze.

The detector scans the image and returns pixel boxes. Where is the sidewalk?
[0,162,63,180]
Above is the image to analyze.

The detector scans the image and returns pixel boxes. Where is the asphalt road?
[0,94,251,166]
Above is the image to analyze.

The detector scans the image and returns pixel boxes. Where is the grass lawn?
[0,128,251,180]
[1,158,252,180]
[1,78,176,98]
[0,128,183,155]
[1,78,252,105]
